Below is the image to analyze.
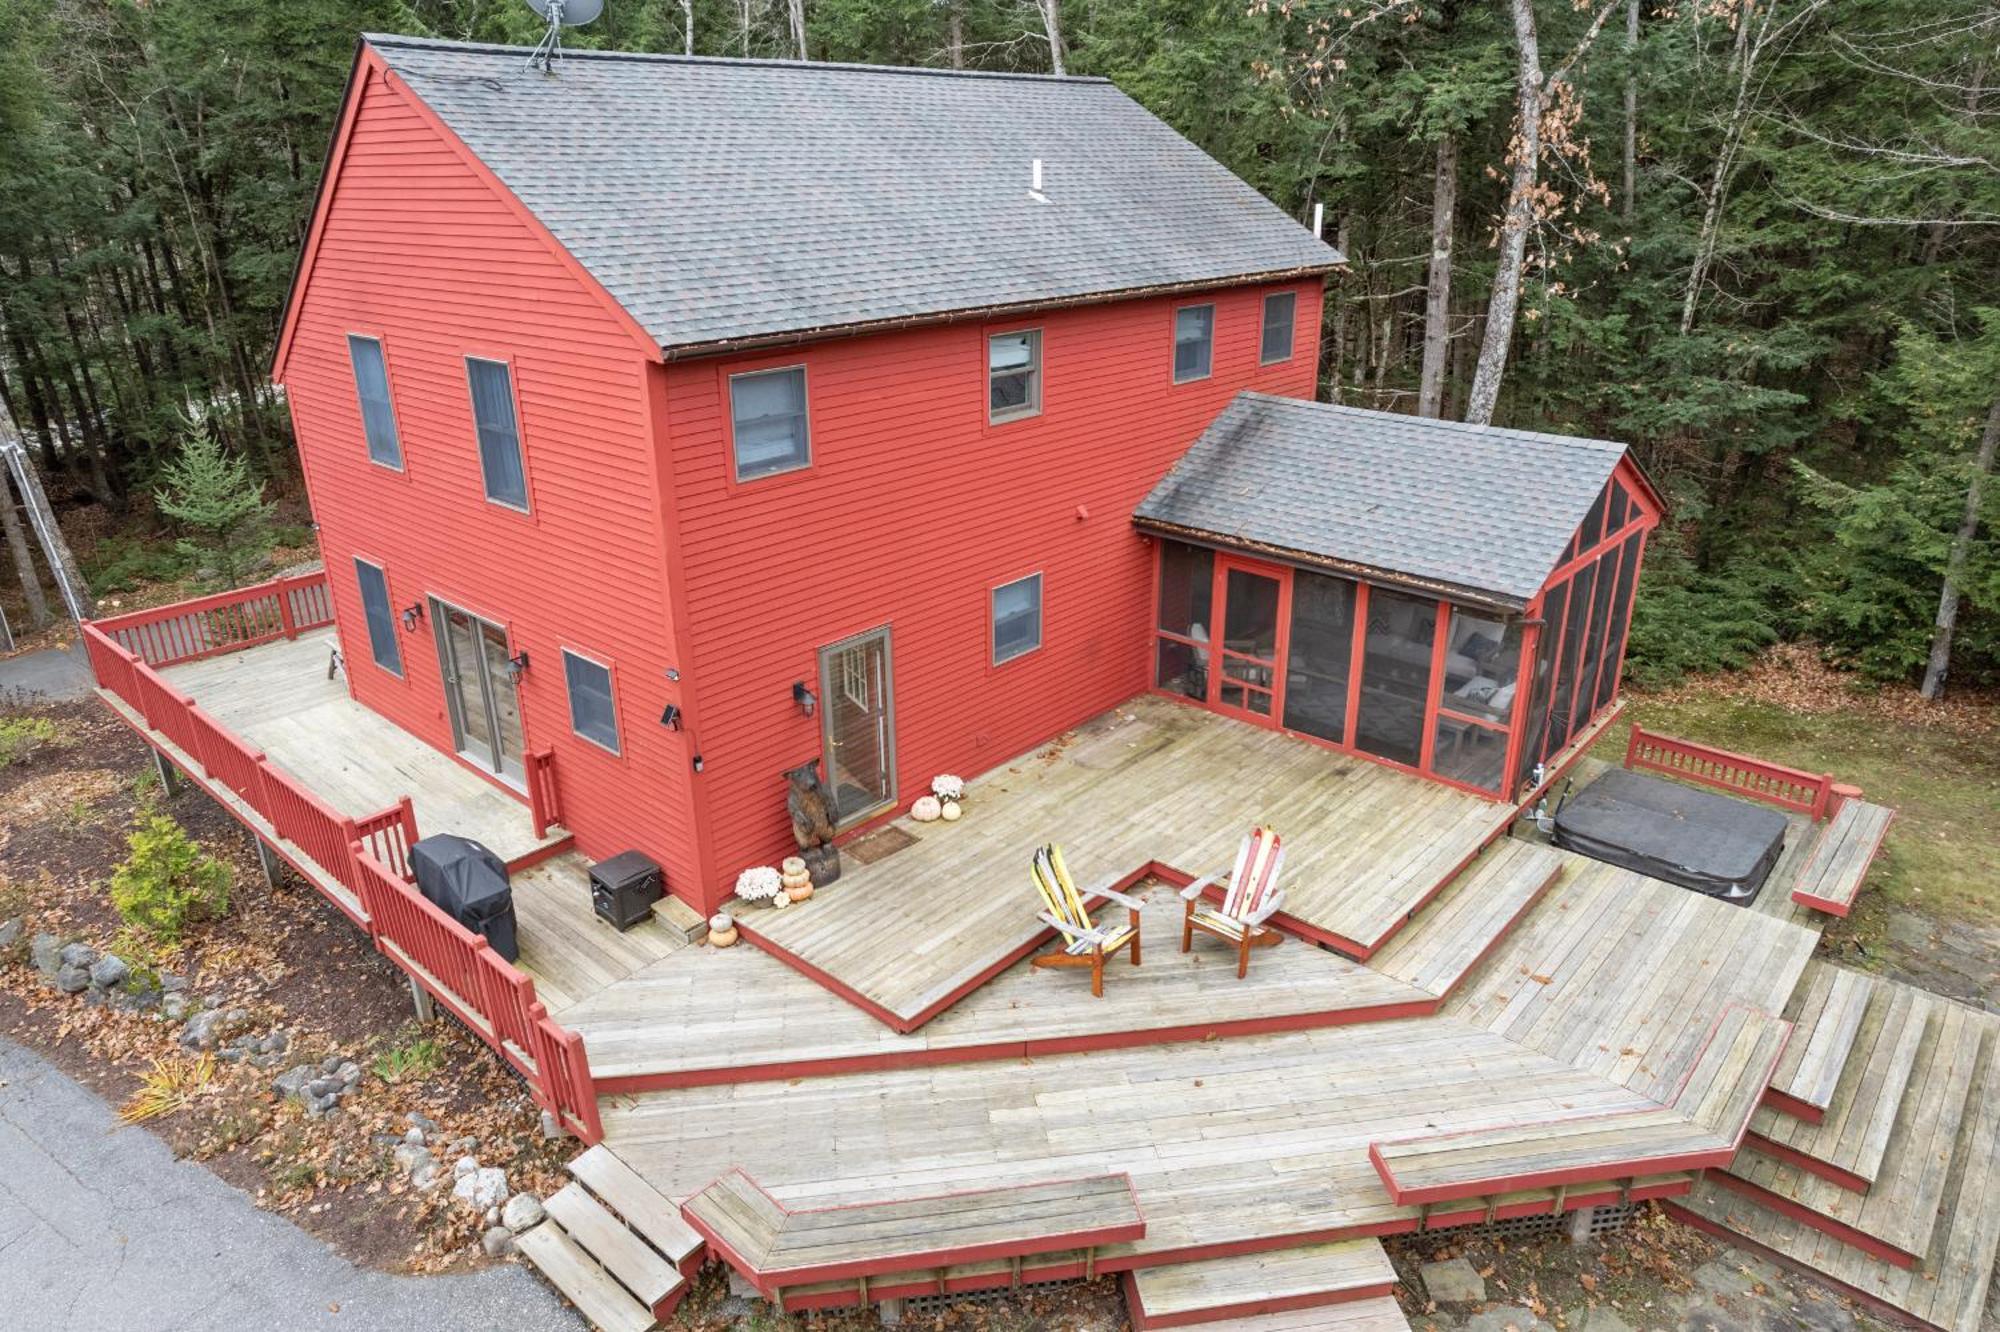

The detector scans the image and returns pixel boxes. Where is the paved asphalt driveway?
[0,1036,583,1330]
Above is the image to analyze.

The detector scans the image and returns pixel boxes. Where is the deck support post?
[254,837,283,889]
[1567,1205,1598,1244]
[151,747,183,797]
[408,975,436,1024]
[878,1298,905,1325]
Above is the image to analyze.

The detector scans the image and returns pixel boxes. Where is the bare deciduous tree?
[1417,135,1457,418]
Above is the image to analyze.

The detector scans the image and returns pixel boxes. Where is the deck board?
[1792,800,1896,917]
[1767,961,1874,1122]
[1127,1239,1397,1328]
[741,698,1512,1029]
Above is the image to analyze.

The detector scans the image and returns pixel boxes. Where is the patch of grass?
[119,1054,217,1124]
[372,1033,443,1085]
[1605,693,2000,930]
[0,716,59,768]
[82,532,198,595]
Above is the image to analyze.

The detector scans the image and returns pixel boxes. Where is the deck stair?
[1123,1239,1399,1330]
[1141,1298,1412,1332]
[513,1144,703,1332]
[1715,997,1986,1269]
[1370,1003,1789,1206]
[1762,961,1875,1124]
[1745,980,1932,1190]
[681,1169,1146,1313]
[1671,1002,2000,1332]
[1364,839,1565,1001]
[1790,799,1894,917]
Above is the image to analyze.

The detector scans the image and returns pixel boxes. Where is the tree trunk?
[948,3,965,67]
[0,459,50,631]
[1622,0,1638,221]
[683,0,695,54]
[1680,2,1758,336]
[1331,216,1352,403]
[1417,136,1458,418]
[789,0,807,59]
[1920,393,2000,700]
[0,405,94,621]
[1040,0,1066,75]
[1464,0,1543,427]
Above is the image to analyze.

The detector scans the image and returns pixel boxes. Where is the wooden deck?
[739,697,1513,1031]
[1792,799,1896,917]
[161,629,566,866]
[1764,960,1875,1124]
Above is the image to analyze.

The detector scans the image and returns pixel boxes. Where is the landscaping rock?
[403,1127,426,1147]
[452,1166,509,1211]
[304,1092,339,1119]
[335,1061,362,1088]
[58,941,97,970]
[411,1161,445,1192]
[1692,1256,1785,1300]
[0,917,22,950]
[501,1193,544,1233]
[87,954,130,990]
[179,1007,248,1051]
[320,1054,342,1074]
[1462,1308,1554,1332]
[404,1111,438,1136]
[262,1029,289,1054]
[393,1143,434,1176]
[54,963,91,994]
[30,933,62,975]
[481,1226,516,1258]
[161,992,195,1022]
[449,1135,479,1155]
[272,1064,316,1100]
[1421,1257,1487,1305]
[538,1109,568,1141]
[453,1156,478,1180]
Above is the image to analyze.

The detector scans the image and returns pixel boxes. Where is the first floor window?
[562,650,621,754]
[466,358,529,510]
[1174,304,1214,383]
[992,573,1043,664]
[354,559,402,676]
[1260,292,1296,364]
[988,329,1042,422]
[731,366,811,480]
[347,335,402,468]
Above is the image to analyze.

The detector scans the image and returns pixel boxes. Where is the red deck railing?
[81,577,599,1142]
[1625,725,1834,819]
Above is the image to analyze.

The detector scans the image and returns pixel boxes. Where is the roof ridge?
[362,32,1115,86]
[1237,391,1626,455]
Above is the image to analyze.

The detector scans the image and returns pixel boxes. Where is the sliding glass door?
[431,598,524,783]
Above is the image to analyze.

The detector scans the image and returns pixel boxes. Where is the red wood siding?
[662,280,1324,908]
[278,65,701,899]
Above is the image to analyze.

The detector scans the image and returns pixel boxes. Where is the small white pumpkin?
[710,911,735,932]
[769,890,790,910]
[940,801,963,822]
[780,855,807,878]
[911,795,943,822]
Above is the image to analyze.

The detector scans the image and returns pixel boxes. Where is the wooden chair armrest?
[1245,890,1285,928]
[1096,885,1147,912]
[1178,875,1217,903]
[1038,911,1086,940]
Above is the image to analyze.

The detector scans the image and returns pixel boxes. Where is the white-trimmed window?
[992,574,1043,665]
[347,336,402,468]
[988,329,1042,423]
[1260,292,1297,364]
[353,558,403,677]
[1173,304,1214,383]
[730,366,811,480]
[562,650,621,754]
[465,357,529,510]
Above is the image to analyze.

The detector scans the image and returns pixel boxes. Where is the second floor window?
[1261,292,1297,364]
[988,329,1042,423]
[731,366,811,480]
[1174,304,1214,383]
[466,358,529,510]
[347,335,402,469]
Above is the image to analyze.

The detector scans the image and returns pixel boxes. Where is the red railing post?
[278,577,298,639]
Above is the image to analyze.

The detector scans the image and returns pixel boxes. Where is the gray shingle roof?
[1133,394,1633,607]
[363,35,1342,354]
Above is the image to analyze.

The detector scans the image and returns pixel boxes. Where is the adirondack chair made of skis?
[1180,825,1285,978]
[1030,843,1144,997]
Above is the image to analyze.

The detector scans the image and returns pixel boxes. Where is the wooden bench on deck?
[682,1169,1146,1309]
[1369,1004,1791,1206]
[1790,799,1895,918]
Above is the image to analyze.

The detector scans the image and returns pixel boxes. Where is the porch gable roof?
[1134,393,1636,608]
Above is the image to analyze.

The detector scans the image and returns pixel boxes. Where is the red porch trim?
[1703,1172,1920,1268]
[1758,1086,1828,1126]
[1123,1272,1397,1330]
[1739,1133,1870,1194]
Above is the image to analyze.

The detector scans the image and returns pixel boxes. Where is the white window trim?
[991,572,1045,666]
[465,356,532,513]
[353,556,404,678]
[987,328,1043,425]
[560,647,623,756]
[1173,303,1216,384]
[1259,292,1297,365]
[728,364,813,482]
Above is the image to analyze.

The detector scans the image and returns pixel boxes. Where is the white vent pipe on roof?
[1313,202,1325,238]
[1030,158,1048,203]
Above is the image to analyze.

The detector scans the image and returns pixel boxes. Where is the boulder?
[453,1156,479,1180]
[88,954,130,990]
[306,1075,343,1099]
[335,1061,362,1087]
[54,964,91,994]
[501,1193,545,1233]
[452,1166,509,1211]
[393,1143,435,1176]
[320,1054,342,1074]
[1420,1257,1487,1305]
[161,992,195,1022]
[271,1065,316,1100]
[179,1007,248,1051]
[481,1226,516,1258]
[0,918,22,950]
[411,1161,445,1192]
[58,941,97,970]
[403,1127,426,1147]
[404,1111,439,1136]
[30,933,62,975]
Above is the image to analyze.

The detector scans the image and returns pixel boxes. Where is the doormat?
[845,824,919,865]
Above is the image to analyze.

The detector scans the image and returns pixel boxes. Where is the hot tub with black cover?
[1551,767,1789,905]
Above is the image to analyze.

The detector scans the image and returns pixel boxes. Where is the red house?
[268,34,1655,920]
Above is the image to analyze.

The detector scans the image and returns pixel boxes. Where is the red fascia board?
[1790,889,1854,918]
[1758,1087,1828,1126]
[1125,1275,1398,1331]
[1739,1133,1871,1194]
[1367,1136,1738,1207]
[1703,1172,1920,1269]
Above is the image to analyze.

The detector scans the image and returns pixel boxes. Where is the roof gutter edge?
[655,265,1344,362]
[1130,517,1530,615]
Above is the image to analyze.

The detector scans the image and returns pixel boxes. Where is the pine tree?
[154,422,277,590]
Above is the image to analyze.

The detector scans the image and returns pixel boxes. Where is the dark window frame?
[991,571,1044,666]
[1259,292,1297,365]
[346,334,403,470]
[464,356,531,512]
[728,364,813,482]
[561,648,623,756]
[353,557,404,678]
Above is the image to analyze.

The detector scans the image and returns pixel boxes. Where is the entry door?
[819,627,895,828]
[432,598,525,783]
[1212,559,1287,723]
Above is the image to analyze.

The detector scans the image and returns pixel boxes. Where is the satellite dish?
[524,0,604,72]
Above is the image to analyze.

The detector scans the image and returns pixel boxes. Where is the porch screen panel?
[1155,540,1213,700]
[1432,611,1521,793]
[1354,587,1437,768]
[1593,534,1643,713]
[1570,543,1623,736]
[1282,570,1357,743]
[1545,563,1597,757]
[1521,583,1566,780]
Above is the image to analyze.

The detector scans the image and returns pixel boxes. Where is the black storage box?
[590,850,663,932]
[410,834,519,961]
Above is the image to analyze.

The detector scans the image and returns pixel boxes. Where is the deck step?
[1133,1295,1411,1332]
[544,1184,683,1309]
[1365,840,1564,1001]
[1744,982,1932,1192]
[567,1144,705,1272]
[1791,799,1894,917]
[516,1221,660,1332]
[648,892,710,944]
[1764,961,1874,1124]
[1720,997,1988,1268]
[1125,1239,1399,1329]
